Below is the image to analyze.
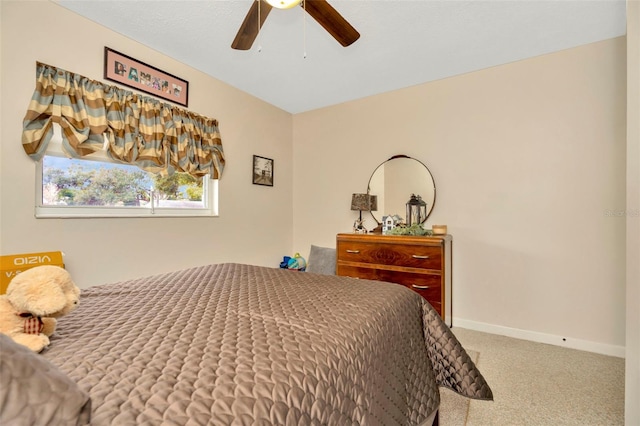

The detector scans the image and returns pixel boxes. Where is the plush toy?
[0,265,80,352]
[287,253,307,271]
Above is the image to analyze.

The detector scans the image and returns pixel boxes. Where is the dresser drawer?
[338,240,442,270]
[337,265,442,312]
[409,284,442,315]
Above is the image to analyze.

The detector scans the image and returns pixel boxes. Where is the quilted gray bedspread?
[42,263,492,425]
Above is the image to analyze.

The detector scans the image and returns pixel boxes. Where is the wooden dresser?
[336,233,452,326]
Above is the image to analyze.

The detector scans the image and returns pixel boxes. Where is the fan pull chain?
[257,0,262,52]
[303,0,307,58]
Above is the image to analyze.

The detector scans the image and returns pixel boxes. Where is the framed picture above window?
[104,47,189,107]
[252,155,274,187]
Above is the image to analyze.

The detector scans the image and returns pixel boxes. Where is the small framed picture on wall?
[252,155,274,187]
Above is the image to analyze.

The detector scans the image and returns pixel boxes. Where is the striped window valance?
[22,62,225,179]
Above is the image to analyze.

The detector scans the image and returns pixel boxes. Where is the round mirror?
[366,155,436,225]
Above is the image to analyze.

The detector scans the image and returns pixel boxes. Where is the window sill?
[35,206,218,219]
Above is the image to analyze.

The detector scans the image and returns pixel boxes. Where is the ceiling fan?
[231,0,360,50]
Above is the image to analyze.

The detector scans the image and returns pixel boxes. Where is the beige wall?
[0,1,293,287]
[626,1,639,423]
[293,37,627,355]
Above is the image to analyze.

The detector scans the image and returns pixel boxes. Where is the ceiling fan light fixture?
[264,0,302,10]
[232,0,359,50]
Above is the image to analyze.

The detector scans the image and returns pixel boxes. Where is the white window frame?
[35,125,219,219]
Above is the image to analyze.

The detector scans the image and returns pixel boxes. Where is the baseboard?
[452,317,625,358]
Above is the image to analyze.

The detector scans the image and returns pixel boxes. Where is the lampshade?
[265,0,302,9]
[351,193,378,212]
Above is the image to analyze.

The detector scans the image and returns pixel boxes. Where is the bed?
[1,263,492,425]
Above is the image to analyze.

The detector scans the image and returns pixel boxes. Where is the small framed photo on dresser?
[252,155,274,187]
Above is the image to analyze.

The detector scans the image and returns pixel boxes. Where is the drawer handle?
[411,284,431,290]
[346,249,360,254]
[412,255,430,259]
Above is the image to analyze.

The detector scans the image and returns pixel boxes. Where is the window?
[35,130,218,218]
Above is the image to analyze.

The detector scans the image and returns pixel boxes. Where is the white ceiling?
[55,0,627,114]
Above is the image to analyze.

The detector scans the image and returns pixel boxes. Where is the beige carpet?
[438,328,625,426]
[439,350,479,425]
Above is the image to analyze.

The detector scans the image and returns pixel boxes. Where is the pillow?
[306,245,337,275]
[0,334,91,425]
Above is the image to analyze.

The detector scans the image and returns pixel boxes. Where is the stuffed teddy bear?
[0,265,80,352]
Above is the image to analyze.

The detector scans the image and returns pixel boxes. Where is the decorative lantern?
[406,194,427,226]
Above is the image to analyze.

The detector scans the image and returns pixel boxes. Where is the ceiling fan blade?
[231,0,274,50]
[302,0,360,47]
